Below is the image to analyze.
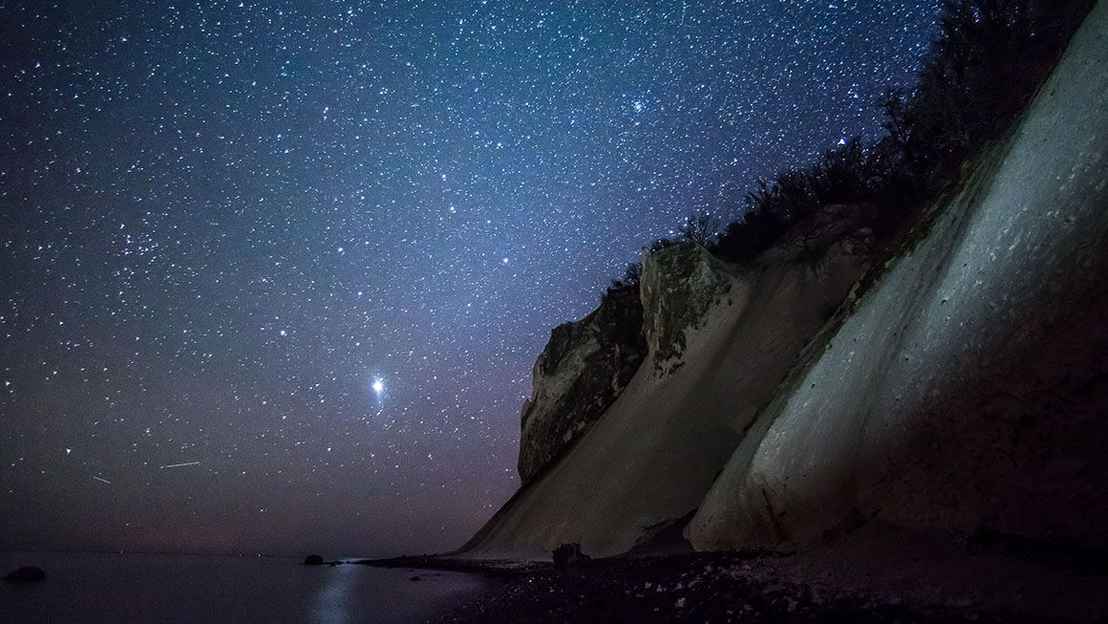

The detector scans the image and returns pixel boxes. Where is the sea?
[0,551,489,623]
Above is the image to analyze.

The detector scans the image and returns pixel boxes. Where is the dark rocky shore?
[423,551,1101,623]
[360,523,1108,623]
[428,557,981,623]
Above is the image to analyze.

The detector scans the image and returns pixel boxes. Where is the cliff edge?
[688,1,1108,550]
[461,1,1108,564]
[518,287,645,485]
[465,227,870,557]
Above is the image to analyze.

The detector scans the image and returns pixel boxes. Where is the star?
[0,0,945,556]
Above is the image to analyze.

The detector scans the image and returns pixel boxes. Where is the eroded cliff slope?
[518,288,646,484]
[465,235,870,557]
[688,1,1108,551]
[463,2,1108,560]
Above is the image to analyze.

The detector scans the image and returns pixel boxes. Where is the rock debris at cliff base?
[438,525,1108,623]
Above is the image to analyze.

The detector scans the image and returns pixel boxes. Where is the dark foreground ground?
[364,525,1108,623]
[429,555,1053,624]
[435,555,992,623]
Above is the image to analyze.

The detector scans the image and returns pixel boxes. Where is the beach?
[398,526,1108,622]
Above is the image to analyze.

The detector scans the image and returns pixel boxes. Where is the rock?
[518,286,646,483]
[4,566,45,583]
[409,575,422,582]
[552,543,591,571]
[303,554,324,566]
[640,243,734,376]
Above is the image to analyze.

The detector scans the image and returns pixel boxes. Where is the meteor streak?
[161,461,201,470]
[92,476,112,485]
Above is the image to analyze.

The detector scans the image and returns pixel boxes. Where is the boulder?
[302,554,324,566]
[4,566,45,583]
[552,543,591,571]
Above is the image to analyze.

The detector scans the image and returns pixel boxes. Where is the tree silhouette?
[601,0,1093,287]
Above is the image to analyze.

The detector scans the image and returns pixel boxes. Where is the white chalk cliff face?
[463,4,1108,559]
[688,2,1108,551]
[464,240,869,557]
[517,287,646,485]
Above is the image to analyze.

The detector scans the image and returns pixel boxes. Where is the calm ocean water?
[0,551,488,623]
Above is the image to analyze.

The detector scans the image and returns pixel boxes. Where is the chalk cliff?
[688,2,1108,550]
[518,287,645,485]
[463,2,1108,560]
[465,225,870,557]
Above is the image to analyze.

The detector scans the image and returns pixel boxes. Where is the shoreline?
[352,554,546,578]
[361,525,1108,622]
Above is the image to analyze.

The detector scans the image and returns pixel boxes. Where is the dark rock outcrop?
[640,244,735,375]
[517,243,742,484]
[303,554,324,566]
[552,543,591,570]
[4,566,46,583]
[518,287,646,484]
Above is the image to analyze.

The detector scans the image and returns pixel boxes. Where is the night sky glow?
[2,1,939,556]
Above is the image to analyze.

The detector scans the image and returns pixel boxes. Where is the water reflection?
[311,562,356,624]
[1,553,488,624]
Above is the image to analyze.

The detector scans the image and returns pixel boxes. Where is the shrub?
[712,0,1092,264]
[604,261,643,300]
[877,0,1095,197]
[713,138,874,262]
[603,0,1094,284]
[677,211,722,247]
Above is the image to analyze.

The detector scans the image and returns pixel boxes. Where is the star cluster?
[1,1,938,556]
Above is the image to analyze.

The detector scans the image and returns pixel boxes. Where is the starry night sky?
[1,1,939,557]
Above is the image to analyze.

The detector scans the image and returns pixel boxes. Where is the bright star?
[372,378,385,395]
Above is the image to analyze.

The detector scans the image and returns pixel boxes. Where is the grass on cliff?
[603,0,1095,305]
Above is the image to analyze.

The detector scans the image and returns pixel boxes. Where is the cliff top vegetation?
[604,0,1095,302]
